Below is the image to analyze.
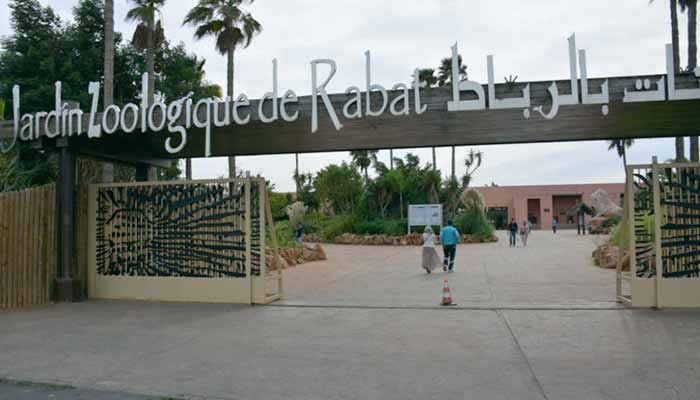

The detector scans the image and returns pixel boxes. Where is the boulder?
[591,189,623,217]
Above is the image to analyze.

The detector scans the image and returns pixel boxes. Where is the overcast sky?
[1,0,695,191]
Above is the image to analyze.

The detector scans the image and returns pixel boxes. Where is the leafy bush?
[352,219,407,236]
[602,214,622,228]
[454,205,495,240]
[321,215,357,240]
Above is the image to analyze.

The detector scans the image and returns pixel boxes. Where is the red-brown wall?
[475,183,625,230]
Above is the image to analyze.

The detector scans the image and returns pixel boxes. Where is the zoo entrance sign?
[2,34,700,157]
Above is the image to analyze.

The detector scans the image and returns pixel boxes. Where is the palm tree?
[417,68,439,171]
[104,0,115,107]
[418,68,438,87]
[102,0,116,183]
[652,0,685,160]
[294,153,300,197]
[680,0,699,161]
[350,150,378,180]
[184,0,262,179]
[437,55,467,87]
[608,139,635,180]
[461,149,483,188]
[437,56,467,178]
[680,0,698,70]
[389,149,394,170]
[126,0,166,104]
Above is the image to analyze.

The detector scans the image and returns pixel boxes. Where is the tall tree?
[126,0,166,104]
[608,139,635,180]
[417,68,438,171]
[680,0,699,161]
[184,0,262,179]
[652,0,685,160]
[451,146,456,181]
[350,150,378,180]
[437,55,467,87]
[103,0,114,107]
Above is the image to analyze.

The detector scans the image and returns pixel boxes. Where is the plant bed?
[301,233,497,246]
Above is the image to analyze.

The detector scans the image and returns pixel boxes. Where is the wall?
[477,183,625,230]
[0,184,57,309]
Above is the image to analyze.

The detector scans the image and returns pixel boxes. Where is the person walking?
[520,220,529,247]
[508,218,518,247]
[421,226,441,273]
[293,222,304,243]
[552,217,558,234]
[439,220,460,273]
[577,211,586,236]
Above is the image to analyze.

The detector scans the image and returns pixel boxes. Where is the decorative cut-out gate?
[87,178,282,304]
[617,161,700,307]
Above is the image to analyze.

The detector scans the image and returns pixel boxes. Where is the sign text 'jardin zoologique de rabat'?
[1,34,700,159]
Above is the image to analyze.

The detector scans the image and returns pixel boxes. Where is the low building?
[476,183,625,230]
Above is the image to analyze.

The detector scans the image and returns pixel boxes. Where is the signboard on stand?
[408,204,443,234]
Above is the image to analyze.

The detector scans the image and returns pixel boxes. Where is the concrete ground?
[1,230,699,400]
[281,230,618,308]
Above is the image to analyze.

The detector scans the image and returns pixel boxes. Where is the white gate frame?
[617,160,700,308]
[87,178,282,304]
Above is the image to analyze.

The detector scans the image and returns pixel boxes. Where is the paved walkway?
[280,230,617,308]
[1,230,699,399]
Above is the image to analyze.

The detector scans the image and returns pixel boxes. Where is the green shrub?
[352,219,407,236]
[602,214,622,228]
[454,205,495,240]
[320,215,357,240]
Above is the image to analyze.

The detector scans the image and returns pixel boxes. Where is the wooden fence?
[0,184,57,309]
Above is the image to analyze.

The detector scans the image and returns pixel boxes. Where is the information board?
[408,204,443,233]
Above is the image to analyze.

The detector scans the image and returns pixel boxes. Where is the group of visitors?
[508,218,531,247]
[421,220,459,274]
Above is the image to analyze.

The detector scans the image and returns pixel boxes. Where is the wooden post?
[627,165,636,279]
[244,179,252,304]
[55,146,81,301]
[265,186,283,298]
[652,157,663,308]
[259,179,267,302]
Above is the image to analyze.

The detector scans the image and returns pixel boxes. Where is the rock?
[591,189,623,217]
[592,243,621,269]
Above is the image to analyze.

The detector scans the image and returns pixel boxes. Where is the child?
[421,227,441,273]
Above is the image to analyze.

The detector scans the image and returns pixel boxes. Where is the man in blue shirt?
[439,220,460,272]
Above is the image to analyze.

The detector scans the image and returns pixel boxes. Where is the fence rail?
[0,184,57,309]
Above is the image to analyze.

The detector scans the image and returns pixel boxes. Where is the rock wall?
[266,243,327,271]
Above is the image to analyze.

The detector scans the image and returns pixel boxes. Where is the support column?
[136,165,157,182]
[55,146,82,301]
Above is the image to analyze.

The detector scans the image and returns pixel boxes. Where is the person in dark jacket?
[508,219,518,247]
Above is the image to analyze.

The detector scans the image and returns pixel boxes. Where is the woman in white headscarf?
[422,226,441,273]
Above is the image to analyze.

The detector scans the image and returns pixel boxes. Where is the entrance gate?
[617,161,700,307]
[87,178,282,304]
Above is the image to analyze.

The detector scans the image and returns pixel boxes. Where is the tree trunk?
[691,137,699,162]
[399,192,404,219]
[186,158,192,180]
[103,0,114,107]
[227,47,236,179]
[389,149,394,170]
[432,147,436,171]
[146,16,155,104]
[672,0,681,73]
[295,153,300,197]
[451,146,456,181]
[689,1,697,70]
[676,136,686,161]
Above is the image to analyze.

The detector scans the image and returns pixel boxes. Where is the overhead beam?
[2,73,700,159]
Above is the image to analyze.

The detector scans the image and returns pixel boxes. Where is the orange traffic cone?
[441,279,453,306]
